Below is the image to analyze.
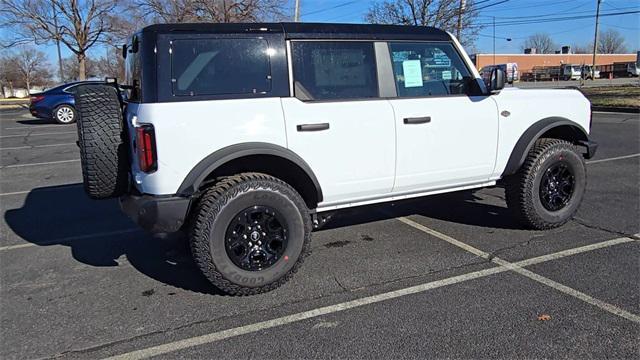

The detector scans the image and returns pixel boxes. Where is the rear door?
[386,41,499,193]
[281,41,396,205]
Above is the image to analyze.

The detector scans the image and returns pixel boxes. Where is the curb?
[591,106,640,114]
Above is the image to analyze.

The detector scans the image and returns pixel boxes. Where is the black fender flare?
[501,117,589,176]
[176,142,323,203]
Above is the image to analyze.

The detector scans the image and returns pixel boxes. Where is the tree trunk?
[78,53,87,80]
[26,79,30,94]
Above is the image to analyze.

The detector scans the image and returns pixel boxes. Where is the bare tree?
[62,55,99,82]
[364,0,481,47]
[522,33,557,54]
[95,46,125,79]
[572,29,628,55]
[1,0,123,80]
[597,29,628,54]
[0,56,20,97]
[5,47,52,93]
[135,0,287,23]
[571,43,591,54]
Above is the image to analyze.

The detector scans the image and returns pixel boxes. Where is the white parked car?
[73,23,598,295]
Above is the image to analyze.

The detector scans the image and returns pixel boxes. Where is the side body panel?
[281,98,396,204]
[490,88,591,179]
[390,96,499,192]
[128,99,288,195]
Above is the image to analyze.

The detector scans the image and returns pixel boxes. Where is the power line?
[479,0,584,13]
[469,10,640,27]
[301,1,359,17]
[474,0,511,11]
[480,3,638,20]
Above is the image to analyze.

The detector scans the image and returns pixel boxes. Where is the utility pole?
[294,0,300,22]
[493,16,496,65]
[52,1,64,82]
[456,0,466,40]
[591,0,602,79]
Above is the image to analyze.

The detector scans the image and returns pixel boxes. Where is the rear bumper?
[119,194,191,233]
[578,139,598,159]
[29,104,48,118]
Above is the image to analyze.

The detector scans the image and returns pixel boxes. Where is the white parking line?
[0,131,76,139]
[0,229,140,252]
[4,124,74,130]
[0,142,76,151]
[102,235,635,360]
[397,217,640,324]
[1,159,79,169]
[586,153,640,164]
[0,184,82,197]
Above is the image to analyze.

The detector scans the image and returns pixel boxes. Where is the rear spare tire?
[74,84,129,199]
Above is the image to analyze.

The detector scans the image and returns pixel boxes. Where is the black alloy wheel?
[539,162,575,211]
[225,205,288,271]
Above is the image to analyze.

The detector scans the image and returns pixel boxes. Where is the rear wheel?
[505,138,586,230]
[189,173,311,295]
[53,104,76,124]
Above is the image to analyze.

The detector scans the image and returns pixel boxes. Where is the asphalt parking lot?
[1,109,638,359]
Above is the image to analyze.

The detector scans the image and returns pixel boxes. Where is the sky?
[298,0,640,54]
[3,0,639,65]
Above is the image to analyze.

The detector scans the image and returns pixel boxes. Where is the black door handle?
[297,123,330,132]
[403,116,431,124]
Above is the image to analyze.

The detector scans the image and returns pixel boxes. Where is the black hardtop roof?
[139,22,451,41]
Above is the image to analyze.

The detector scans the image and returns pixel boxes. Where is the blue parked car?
[29,81,105,124]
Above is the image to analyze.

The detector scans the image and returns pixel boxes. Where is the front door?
[386,41,499,193]
[282,41,396,205]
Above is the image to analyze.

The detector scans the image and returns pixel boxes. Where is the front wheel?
[53,104,76,124]
[189,173,312,295]
[505,138,586,230]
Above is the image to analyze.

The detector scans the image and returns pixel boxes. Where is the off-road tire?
[189,173,312,295]
[74,84,129,199]
[505,138,586,230]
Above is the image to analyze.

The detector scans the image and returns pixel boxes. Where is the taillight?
[30,95,44,103]
[135,124,157,173]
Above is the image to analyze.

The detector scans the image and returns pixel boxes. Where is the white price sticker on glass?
[402,60,423,87]
[441,70,452,80]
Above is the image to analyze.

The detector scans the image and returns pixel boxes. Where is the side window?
[125,38,142,102]
[291,41,378,101]
[171,38,271,96]
[388,42,471,97]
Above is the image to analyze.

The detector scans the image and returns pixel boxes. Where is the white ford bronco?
[73,23,597,295]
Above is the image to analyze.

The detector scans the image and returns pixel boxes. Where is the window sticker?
[402,60,423,88]
[441,70,452,80]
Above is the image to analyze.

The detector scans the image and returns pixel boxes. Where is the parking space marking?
[586,153,640,164]
[0,142,76,151]
[3,124,74,130]
[101,236,633,360]
[397,217,640,324]
[0,183,81,197]
[1,159,79,169]
[0,229,139,252]
[0,131,76,139]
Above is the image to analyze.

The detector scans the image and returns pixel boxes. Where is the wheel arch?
[502,117,589,177]
[177,142,323,209]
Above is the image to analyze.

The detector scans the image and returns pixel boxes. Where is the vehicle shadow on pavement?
[320,189,521,231]
[17,119,59,125]
[4,184,223,295]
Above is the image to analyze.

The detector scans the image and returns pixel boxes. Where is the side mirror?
[489,68,505,93]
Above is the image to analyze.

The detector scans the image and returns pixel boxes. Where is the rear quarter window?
[170,38,272,96]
